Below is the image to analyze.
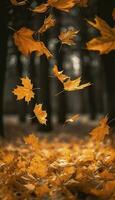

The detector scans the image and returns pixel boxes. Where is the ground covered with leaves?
[0,117,115,200]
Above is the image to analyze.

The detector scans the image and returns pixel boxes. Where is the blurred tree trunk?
[97,0,115,126]
[16,52,27,122]
[38,32,52,131]
[0,2,8,136]
[29,53,38,124]
[55,11,67,124]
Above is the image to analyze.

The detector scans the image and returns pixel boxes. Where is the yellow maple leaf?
[63,77,91,91]
[32,3,48,13]
[13,27,53,58]
[89,116,109,142]
[39,14,56,34]
[65,114,79,124]
[86,16,115,54]
[58,29,79,45]
[53,65,69,83]
[48,0,76,12]
[34,104,47,125]
[12,76,35,103]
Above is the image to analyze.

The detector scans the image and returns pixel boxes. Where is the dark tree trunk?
[97,0,115,126]
[37,32,52,132]
[55,11,67,124]
[0,2,8,136]
[16,52,27,122]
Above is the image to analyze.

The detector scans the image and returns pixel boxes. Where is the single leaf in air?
[10,0,27,6]
[86,16,115,54]
[65,114,79,124]
[39,15,56,34]
[48,0,76,12]
[12,76,35,103]
[13,27,52,58]
[53,65,69,83]
[58,29,79,45]
[34,104,47,125]
[112,8,115,20]
[89,116,109,142]
[63,77,91,91]
[32,3,48,13]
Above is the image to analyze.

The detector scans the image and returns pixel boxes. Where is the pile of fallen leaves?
[0,117,115,200]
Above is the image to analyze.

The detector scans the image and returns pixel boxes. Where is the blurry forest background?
[0,0,115,136]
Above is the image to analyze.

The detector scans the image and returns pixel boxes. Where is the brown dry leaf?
[12,76,35,103]
[39,14,56,34]
[10,0,27,6]
[86,16,115,54]
[48,0,76,12]
[65,114,79,124]
[34,104,47,125]
[112,8,115,20]
[64,77,91,91]
[89,116,109,142]
[58,29,79,45]
[53,65,69,83]
[13,27,52,58]
[32,3,48,13]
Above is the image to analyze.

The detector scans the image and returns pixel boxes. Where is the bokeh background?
[0,0,115,137]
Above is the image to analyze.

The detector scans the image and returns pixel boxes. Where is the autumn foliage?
[1,0,115,199]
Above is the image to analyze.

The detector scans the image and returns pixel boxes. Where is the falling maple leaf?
[86,16,115,54]
[65,114,79,124]
[48,0,76,12]
[32,3,48,13]
[13,27,53,58]
[12,76,35,103]
[39,14,56,34]
[34,104,47,125]
[63,77,91,91]
[10,0,27,6]
[89,116,109,142]
[53,65,69,83]
[58,29,79,45]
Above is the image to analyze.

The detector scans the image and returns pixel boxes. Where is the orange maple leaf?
[48,0,76,12]
[86,16,115,54]
[12,76,35,103]
[63,77,91,91]
[32,3,48,13]
[39,14,56,34]
[58,29,79,45]
[34,104,47,125]
[53,65,69,83]
[89,116,109,142]
[13,27,53,58]
[10,0,27,6]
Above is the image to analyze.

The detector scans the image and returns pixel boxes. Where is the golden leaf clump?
[39,14,56,34]
[86,16,115,54]
[12,76,35,103]
[0,119,115,200]
[13,27,52,58]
